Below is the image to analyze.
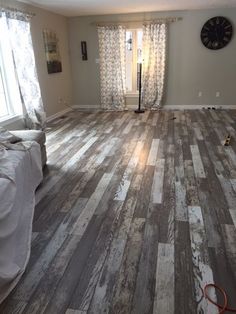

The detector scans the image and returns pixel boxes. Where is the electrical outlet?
[216,92,220,97]
[198,91,202,97]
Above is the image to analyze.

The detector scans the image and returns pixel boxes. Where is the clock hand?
[215,28,219,41]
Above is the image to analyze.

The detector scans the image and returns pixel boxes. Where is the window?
[0,66,8,118]
[0,17,22,120]
[125,29,143,94]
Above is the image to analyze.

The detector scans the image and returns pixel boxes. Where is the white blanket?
[0,141,42,303]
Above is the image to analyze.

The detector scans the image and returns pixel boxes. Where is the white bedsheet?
[0,141,42,303]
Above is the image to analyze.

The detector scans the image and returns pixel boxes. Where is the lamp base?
[134,109,145,114]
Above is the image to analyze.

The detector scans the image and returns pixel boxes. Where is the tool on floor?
[224,134,231,146]
[204,284,236,313]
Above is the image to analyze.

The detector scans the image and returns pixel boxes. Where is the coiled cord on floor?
[204,284,236,313]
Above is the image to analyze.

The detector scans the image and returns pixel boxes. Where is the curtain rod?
[92,16,182,26]
[0,5,35,18]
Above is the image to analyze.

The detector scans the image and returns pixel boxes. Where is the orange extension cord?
[204,284,236,313]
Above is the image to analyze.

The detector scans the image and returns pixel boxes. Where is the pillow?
[0,127,21,143]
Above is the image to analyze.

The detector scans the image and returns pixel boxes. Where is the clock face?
[201,16,233,50]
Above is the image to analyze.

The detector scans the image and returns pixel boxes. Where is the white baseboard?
[72,104,141,111]
[46,108,71,122]
[163,104,236,110]
[71,104,236,112]
[127,104,139,110]
[72,105,100,111]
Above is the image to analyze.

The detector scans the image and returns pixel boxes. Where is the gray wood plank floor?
[1,109,236,314]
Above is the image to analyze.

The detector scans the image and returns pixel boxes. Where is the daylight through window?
[125,29,143,94]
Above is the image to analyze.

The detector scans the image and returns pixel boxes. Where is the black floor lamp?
[135,61,145,114]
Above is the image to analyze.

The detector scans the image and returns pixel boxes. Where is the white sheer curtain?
[98,25,126,110]
[1,10,46,129]
[142,23,168,109]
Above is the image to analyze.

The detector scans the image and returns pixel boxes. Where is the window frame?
[125,28,143,96]
[0,62,9,119]
[0,15,23,122]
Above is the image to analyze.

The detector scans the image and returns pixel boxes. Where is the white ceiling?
[18,0,236,17]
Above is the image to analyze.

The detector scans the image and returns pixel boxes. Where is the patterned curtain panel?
[142,23,168,109]
[2,11,46,129]
[98,25,126,110]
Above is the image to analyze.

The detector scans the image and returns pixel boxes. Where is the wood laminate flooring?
[1,109,236,314]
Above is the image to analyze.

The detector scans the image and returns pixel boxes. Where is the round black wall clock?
[201,16,233,50]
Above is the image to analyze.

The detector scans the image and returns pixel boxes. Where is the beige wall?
[1,0,72,120]
[68,8,236,109]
